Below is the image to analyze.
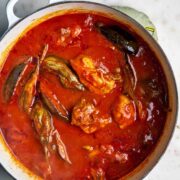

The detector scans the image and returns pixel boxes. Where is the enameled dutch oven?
[0,1,178,180]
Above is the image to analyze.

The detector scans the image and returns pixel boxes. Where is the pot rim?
[0,1,178,180]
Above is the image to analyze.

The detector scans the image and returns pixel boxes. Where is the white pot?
[0,1,178,180]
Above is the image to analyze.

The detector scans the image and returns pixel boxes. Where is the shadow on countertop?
[0,165,14,180]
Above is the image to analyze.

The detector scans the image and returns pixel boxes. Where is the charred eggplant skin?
[39,81,69,121]
[96,24,138,54]
[3,63,26,103]
[43,56,85,91]
[31,101,71,164]
[19,58,40,114]
[3,57,33,103]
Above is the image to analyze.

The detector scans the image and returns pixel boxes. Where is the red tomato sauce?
[0,13,168,179]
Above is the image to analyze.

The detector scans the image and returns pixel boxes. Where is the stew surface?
[0,13,168,179]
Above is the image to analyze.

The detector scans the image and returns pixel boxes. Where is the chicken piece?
[71,99,112,134]
[113,95,136,129]
[70,55,116,94]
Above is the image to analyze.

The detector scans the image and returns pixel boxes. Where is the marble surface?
[0,0,180,179]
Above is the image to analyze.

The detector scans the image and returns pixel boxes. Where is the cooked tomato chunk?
[91,168,105,180]
[113,95,136,129]
[71,98,112,133]
[57,25,82,47]
[137,100,147,121]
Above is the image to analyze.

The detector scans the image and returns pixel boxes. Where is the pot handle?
[6,0,20,28]
[6,0,58,28]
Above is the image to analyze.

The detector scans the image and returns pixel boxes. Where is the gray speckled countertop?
[0,0,180,179]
